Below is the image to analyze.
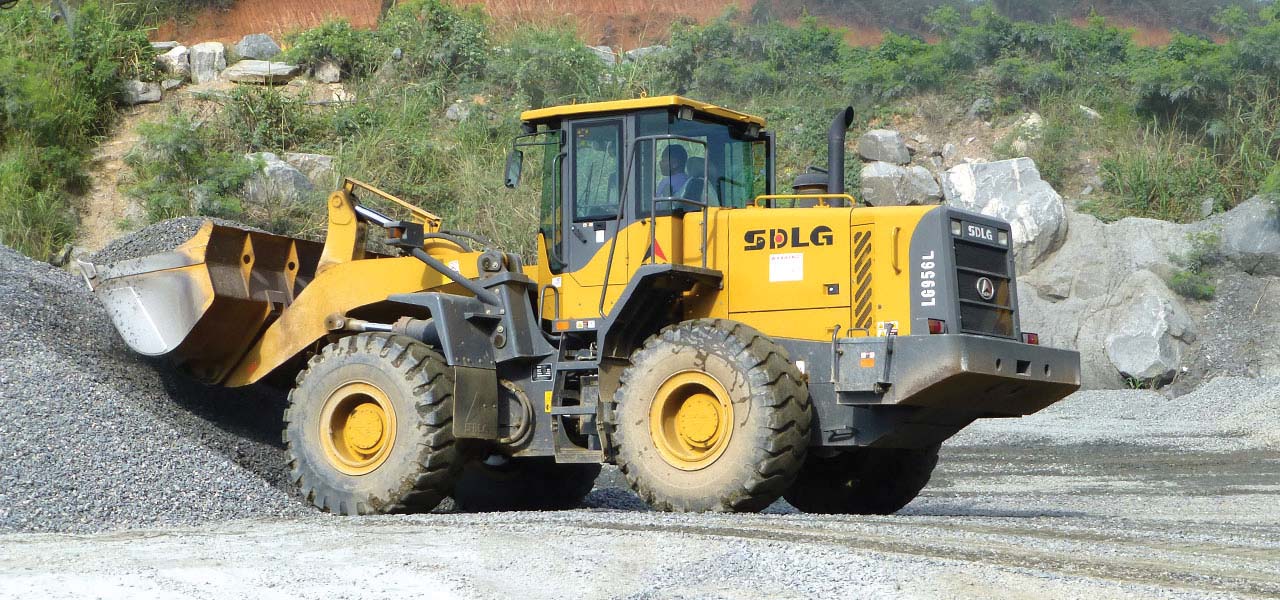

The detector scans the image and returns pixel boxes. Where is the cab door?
[560,118,629,318]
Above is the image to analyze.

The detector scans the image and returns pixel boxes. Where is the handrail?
[344,177,443,231]
[598,133,712,317]
[642,135,710,270]
[751,193,859,208]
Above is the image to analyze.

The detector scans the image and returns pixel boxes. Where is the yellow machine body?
[536,204,932,343]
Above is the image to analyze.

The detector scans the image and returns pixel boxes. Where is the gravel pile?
[0,243,306,534]
[953,377,1280,452]
[91,217,266,264]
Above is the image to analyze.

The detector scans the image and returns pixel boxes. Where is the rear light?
[1022,332,1039,345]
[927,319,947,334]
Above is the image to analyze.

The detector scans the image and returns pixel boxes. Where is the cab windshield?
[636,111,770,214]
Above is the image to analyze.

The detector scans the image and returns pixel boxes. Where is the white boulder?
[942,158,1067,271]
[156,45,189,80]
[190,42,226,84]
[222,60,300,84]
[857,129,910,165]
[121,80,161,105]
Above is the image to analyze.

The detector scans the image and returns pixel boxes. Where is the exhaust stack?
[827,107,855,195]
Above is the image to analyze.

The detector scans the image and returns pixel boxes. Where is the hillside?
[145,0,1257,48]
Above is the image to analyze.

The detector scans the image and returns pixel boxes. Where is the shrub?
[994,56,1067,100]
[0,0,151,258]
[490,26,606,108]
[1263,165,1280,196]
[378,0,489,82]
[283,20,383,78]
[1168,230,1221,300]
[125,116,257,222]
[0,141,77,259]
[218,86,320,152]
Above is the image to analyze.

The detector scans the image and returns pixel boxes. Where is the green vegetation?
[281,20,382,78]
[125,115,258,222]
[649,4,1280,222]
[0,0,151,258]
[4,0,1279,261]
[1168,230,1222,300]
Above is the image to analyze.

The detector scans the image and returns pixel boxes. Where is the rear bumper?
[833,334,1081,416]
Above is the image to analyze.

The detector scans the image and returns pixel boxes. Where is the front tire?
[284,333,461,515]
[607,319,812,512]
[783,445,940,515]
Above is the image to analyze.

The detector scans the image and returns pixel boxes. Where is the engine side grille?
[953,239,1014,337]
[852,227,873,330]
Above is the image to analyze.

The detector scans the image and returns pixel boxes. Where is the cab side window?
[573,122,622,221]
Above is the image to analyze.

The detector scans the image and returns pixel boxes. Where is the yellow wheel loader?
[84,96,1080,515]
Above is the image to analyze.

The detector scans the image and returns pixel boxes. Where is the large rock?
[156,45,189,80]
[624,45,667,62]
[234,33,282,61]
[857,130,910,165]
[150,41,180,52]
[189,42,226,84]
[942,158,1067,271]
[282,152,337,189]
[221,60,300,84]
[445,100,471,122]
[1023,211,1186,301]
[1209,196,1280,276]
[121,80,161,105]
[859,162,940,206]
[1103,270,1197,383]
[966,97,994,121]
[1018,270,1195,388]
[244,152,314,209]
[586,45,617,67]
[313,60,342,83]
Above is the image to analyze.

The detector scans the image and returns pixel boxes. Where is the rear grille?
[953,239,1014,337]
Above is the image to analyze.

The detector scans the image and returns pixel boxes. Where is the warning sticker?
[859,351,876,368]
[876,321,899,337]
[769,253,804,282]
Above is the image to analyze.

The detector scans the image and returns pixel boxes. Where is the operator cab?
[506,96,775,275]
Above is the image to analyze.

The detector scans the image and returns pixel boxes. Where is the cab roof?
[519,95,767,128]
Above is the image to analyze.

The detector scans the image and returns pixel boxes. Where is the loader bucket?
[84,221,323,383]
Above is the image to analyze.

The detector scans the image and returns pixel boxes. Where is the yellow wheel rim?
[649,371,734,471]
[319,381,397,476]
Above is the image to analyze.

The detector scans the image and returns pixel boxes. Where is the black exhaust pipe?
[827,107,855,195]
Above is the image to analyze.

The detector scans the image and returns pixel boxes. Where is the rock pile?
[0,233,305,534]
[1019,197,1280,390]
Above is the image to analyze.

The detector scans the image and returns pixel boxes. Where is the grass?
[1084,124,1229,223]
[1167,230,1222,300]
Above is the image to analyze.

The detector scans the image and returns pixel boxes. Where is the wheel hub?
[675,393,720,447]
[344,403,385,451]
[650,371,734,471]
[319,381,397,476]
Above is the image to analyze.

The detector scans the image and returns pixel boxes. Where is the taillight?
[1022,332,1039,345]
[927,319,947,334]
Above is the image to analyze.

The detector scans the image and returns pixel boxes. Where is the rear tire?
[783,445,940,515]
[606,319,812,512]
[452,457,601,512]
[284,333,461,515]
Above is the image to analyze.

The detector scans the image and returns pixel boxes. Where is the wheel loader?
[83,96,1080,515]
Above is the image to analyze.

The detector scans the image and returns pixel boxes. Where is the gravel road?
[2,234,1277,598]
[1,394,1276,599]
